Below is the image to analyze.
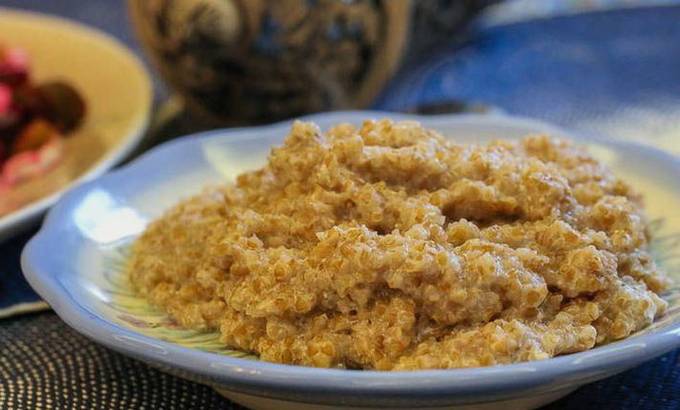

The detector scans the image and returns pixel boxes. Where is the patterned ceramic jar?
[128,0,496,124]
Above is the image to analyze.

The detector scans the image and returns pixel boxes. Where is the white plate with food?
[22,111,679,409]
[0,8,152,242]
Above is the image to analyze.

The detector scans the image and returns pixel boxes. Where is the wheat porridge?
[127,119,669,370]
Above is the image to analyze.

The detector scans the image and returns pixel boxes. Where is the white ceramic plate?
[0,8,152,242]
[22,112,680,409]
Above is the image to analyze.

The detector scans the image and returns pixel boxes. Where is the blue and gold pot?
[128,0,496,124]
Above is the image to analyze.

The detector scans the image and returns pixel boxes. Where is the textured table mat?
[1,312,679,409]
[1,1,680,409]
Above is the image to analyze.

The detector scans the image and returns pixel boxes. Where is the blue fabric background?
[375,6,680,155]
[0,230,38,311]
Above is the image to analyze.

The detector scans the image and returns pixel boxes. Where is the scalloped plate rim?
[21,111,680,405]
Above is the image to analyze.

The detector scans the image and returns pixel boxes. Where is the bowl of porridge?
[22,112,680,409]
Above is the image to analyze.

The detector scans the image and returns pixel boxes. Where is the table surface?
[1,1,679,409]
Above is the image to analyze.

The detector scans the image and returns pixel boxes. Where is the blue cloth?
[375,5,680,154]
[0,230,40,314]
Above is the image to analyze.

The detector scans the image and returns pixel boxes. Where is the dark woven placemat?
[0,312,678,410]
[0,313,243,410]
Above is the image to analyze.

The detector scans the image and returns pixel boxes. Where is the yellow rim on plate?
[0,8,152,241]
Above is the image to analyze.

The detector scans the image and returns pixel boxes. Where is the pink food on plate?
[0,135,63,190]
